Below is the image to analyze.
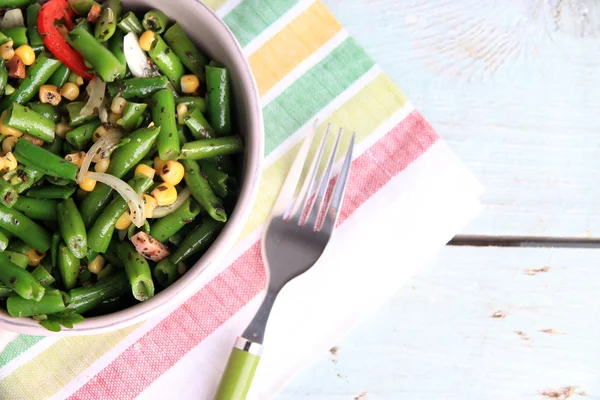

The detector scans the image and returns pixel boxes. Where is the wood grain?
[278,246,599,399]
[322,0,600,238]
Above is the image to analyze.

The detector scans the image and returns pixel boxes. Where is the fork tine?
[289,124,331,221]
[271,119,319,218]
[305,127,342,228]
[320,132,355,234]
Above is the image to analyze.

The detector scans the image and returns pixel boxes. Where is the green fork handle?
[214,337,262,400]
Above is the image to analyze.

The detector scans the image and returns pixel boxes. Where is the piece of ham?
[130,232,170,262]
[7,56,24,79]
[86,4,101,23]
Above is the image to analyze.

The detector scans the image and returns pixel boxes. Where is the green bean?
[0,32,10,47]
[0,61,7,95]
[0,0,36,7]
[43,137,64,156]
[0,204,51,252]
[51,232,60,266]
[7,239,29,254]
[164,23,208,81]
[117,241,154,301]
[7,289,66,317]
[127,219,150,240]
[107,28,126,80]
[182,159,226,222]
[58,243,80,290]
[57,198,87,259]
[150,197,201,242]
[14,197,58,221]
[81,126,160,226]
[0,230,8,251]
[47,64,71,88]
[10,165,43,193]
[103,240,122,268]
[0,178,17,208]
[153,258,177,287]
[199,160,230,198]
[3,251,29,269]
[180,136,243,160]
[88,174,153,253]
[183,107,214,139]
[151,88,180,160]
[78,269,93,286]
[205,66,231,136]
[5,103,55,142]
[117,101,147,131]
[14,139,78,181]
[107,76,168,99]
[142,9,169,34]
[148,36,185,92]
[170,217,223,264]
[67,270,128,314]
[117,11,143,35]
[68,0,100,15]
[3,27,28,47]
[65,101,98,127]
[26,3,43,51]
[45,176,71,186]
[27,185,76,200]
[9,54,61,105]
[175,96,206,113]
[94,0,121,42]
[177,124,188,144]
[0,284,11,297]
[67,24,123,82]
[96,263,114,280]
[65,120,102,149]
[31,265,55,286]
[0,253,44,301]
[86,250,98,264]
[27,102,61,124]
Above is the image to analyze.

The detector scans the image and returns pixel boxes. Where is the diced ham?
[131,232,170,262]
[7,56,24,79]
[86,4,101,24]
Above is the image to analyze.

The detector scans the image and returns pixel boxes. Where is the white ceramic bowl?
[0,0,263,336]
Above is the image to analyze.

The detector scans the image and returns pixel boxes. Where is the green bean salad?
[0,0,242,331]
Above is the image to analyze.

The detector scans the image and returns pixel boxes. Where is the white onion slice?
[76,132,122,183]
[99,104,109,124]
[1,9,24,29]
[152,188,191,218]
[123,32,159,78]
[81,77,106,117]
[87,172,146,228]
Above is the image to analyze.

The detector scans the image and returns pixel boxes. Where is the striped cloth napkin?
[0,0,483,398]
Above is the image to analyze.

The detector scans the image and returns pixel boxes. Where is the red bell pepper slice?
[38,0,94,81]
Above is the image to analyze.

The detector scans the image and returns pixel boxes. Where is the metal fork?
[214,123,355,400]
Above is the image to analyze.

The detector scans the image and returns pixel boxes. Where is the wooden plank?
[322,0,600,238]
[277,246,599,399]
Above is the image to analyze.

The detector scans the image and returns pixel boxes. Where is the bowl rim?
[0,0,264,336]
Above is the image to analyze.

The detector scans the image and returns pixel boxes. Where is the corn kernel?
[151,183,177,206]
[65,151,86,168]
[39,85,62,106]
[0,41,14,61]
[135,164,155,180]
[88,255,105,274]
[14,45,35,66]
[0,158,6,171]
[0,111,23,137]
[70,74,84,86]
[180,74,200,94]
[176,103,188,125]
[55,122,72,139]
[94,157,110,173]
[143,194,158,218]
[153,157,167,176]
[111,96,127,114]
[1,136,17,153]
[3,152,17,171]
[115,212,132,230]
[60,82,80,101]
[108,112,120,125]
[93,125,109,142]
[79,176,97,192]
[139,30,155,51]
[159,160,185,186]
[24,248,46,267]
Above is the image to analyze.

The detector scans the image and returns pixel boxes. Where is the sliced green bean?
[117,241,154,302]
[107,28,126,79]
[180,136,243,160]
[170,217,223,264]
[9,54,61,105]
[26,3,43,50]
[0,204,51,252]
[153,258,177,287]
[27,185,76,200]
[5,103,55,142]
[67,270,128,314]
[151,88,180,160]
[142,9,169,34]
[0,60,7,95]
[14,197,58,221]
[27,102,61,124]
[31,265,55,286]
[68,0,100,15]
[148,35,185,92]
[47,64,71,88]
[175,96,206,113]
[150,197,201,242]
[58,243,80,290]
[164,23,208,81]
[3,251,29,269]
[0,230,8,251]
[199,160,230,198]
[182,159,226,222]
[51,232,61,266]
[14,139,78,181]
[107,76,168,99]
[0,178,17,208]
[94,0,121,42]
[205,65,231,136]
[117,11,143,34]
[57,198,87,259]
[3,27,28,47]
[67,24,123,82]
[10,165,43,193]
[7,289,66,317]
[117,101,147,131]
[65,120,102,149]
[0,253,44,301]
[65,101,98,127]
[183,107,214,139]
